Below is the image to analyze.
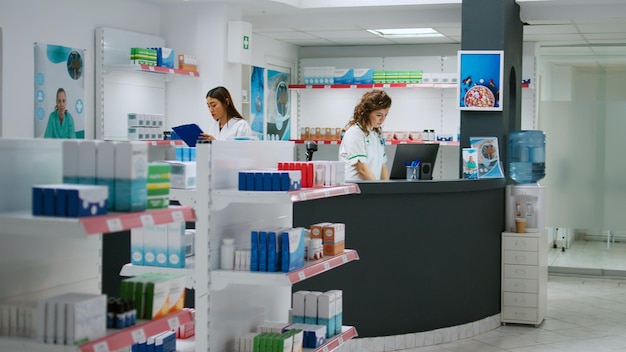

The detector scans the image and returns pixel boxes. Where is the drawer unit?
[501,231,547,327]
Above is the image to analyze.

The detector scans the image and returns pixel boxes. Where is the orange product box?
[310,222,332,240]
[323,241,345,256]
[323,223,345,243]
[178,63,198,72]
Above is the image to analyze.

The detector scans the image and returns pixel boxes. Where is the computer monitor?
[388,143,440,180]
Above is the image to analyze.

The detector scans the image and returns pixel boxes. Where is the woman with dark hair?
[199,86,252,141]
[339,89,392,181]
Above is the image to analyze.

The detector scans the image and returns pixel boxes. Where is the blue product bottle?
[508,130,546,184]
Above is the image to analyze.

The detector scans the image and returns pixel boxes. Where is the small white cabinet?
[501,231,547,326]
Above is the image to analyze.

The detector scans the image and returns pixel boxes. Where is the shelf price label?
[131,328,147,344]
[341,255,348,264]
[338,336,344,344]
[92,341,111,352]
[323,262,331,271]
[140,214,155,227]
[172,210,184,223]
[106,218,123,233]
[168,316,181,330]
[323,347,330,352]
[298,271,306,281]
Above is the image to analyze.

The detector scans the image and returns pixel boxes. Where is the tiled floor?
[385,239,626,351]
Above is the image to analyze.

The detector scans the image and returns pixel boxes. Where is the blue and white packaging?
[333,68,354,84]
[280,227,306,272]
[114,141,148,212]
[304,292,321,325]
[142,225,158,266]
[259,230,268,272]
[167,222,186,268]
[153,224,169,267]
[165,161,196,189]
[328,289,343,335]
[267,228,283,272]
[353,68,374,84]
[32,184,108,218]
[130,227,144,265]
[317,291,336,338]
[96,141,116,210]
[291,291,309,324]
[281,171,302,191]
[250,230,259,271]
[62,140,80,184]
[78,140,97,185]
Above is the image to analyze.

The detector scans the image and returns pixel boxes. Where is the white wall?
[0,0,161,138]
[0,0,299,138]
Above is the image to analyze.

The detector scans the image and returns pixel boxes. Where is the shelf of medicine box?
[291,139,460,147]
[211,184,360,210]
[288,82,458,89]
[169,188,196,207]
[120,256,196,289]
[303,326,358,352]
[0,206,196,237]
[0,309,194,352]
[210,249,359,291]
[105,64,200,77]
[76,308,195,352]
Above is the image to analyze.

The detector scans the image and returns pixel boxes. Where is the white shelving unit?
[0,138,197,352]
[95,27,200,141]
[123,140,360,351]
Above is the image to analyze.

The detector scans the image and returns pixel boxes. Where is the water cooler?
[505,130,546,233]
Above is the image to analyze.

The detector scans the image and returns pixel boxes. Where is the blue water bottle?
[508,130,546,184]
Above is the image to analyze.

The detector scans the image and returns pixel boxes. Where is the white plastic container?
[220,238,235,270]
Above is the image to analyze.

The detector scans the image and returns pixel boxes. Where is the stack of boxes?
[146,163,171,209]
[292,289,343,341]
[131,221,189,269]
[127,113,165,141]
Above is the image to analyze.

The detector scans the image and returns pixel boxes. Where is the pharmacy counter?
[293,178,506,337]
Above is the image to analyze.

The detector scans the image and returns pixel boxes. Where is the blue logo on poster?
[36,107,45,121]
[75,99,84,114]
[35,72,45,86]
[36,90,45,103]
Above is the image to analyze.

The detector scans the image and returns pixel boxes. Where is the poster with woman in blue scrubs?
[34,43,85,138]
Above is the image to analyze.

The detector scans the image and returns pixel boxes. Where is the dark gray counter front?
[293,179,506,337]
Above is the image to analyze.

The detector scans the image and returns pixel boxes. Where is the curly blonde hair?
[345,89,392,136]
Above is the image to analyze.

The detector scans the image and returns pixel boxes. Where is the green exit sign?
[243,36,249,50]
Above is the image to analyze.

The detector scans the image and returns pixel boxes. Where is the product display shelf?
[211,183,360,210]
[105,64,200,77]
[0,206,195,237]
[146,140,184,147]
[290,139,460,147]
[77,308,194,352]
[302,326,358,352]
[288,83,457,89]
[211,249,359,291]
[120,256,196,289]
[184,141,360,352]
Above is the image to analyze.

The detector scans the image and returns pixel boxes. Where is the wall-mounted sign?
[457,50,504,111]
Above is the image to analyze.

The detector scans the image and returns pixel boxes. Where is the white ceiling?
[155,0,626,67]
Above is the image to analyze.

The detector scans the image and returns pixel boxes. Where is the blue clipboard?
[172,123,203,147]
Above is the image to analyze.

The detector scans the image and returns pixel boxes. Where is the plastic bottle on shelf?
[220,238,235,270]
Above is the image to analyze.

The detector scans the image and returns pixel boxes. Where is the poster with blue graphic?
[250,66,265,139]
[34,43,85,138]
[267,69,291,140]
[457,50,503,111]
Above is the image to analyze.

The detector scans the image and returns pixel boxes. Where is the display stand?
[122,140,361,351]
[0,138,196,352]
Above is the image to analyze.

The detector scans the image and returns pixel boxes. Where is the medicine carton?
[78,140,97,185]
[328,289,343,335]
[317,291,336,338]
[165,161,196,189]
[304,292,322,325]
[62,140,80,184]
[96,141,116,210]
[167,221,186,268]
[130,227,144,265]
[280,227,306,272]
[291,291,309,324]
[309,222,332,240]
[146,162,171,210]
[114,141,148,212]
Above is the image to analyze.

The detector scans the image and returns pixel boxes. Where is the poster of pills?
[457,50,503,111]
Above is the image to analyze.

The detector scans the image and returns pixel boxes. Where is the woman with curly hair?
[339,89,392,181]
